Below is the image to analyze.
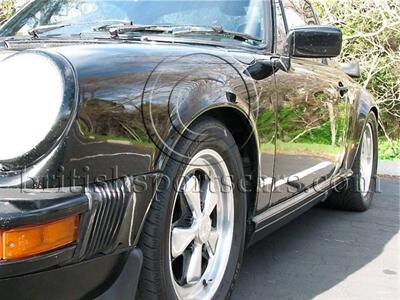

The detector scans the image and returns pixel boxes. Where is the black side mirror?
[286,25,343,58]
[246,26,343,79]
[340,62,361,78]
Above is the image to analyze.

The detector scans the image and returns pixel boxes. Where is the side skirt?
[248,171,353,246]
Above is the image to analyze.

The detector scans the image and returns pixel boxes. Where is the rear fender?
[344,89,378,170]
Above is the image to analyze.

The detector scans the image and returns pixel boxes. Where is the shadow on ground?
[233,179,400,300]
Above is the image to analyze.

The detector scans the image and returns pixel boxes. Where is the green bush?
[379,140,400,160]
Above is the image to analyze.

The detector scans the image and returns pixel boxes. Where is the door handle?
[337,82,349,97]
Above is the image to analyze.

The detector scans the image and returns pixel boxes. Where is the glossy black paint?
[0,0,379,298]
[267,57,351,207]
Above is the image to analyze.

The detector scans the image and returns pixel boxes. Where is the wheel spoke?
[184,176,202,219]
[178,193,192,218]
[171,227,197,258]
[185,242,203,284]
[203,180,218,217]
[169,149,236,298]
[206,229,219,256]
[368,137,373,161]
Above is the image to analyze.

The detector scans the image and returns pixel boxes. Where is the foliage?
[0,0,15,24]
[379,139,400,160]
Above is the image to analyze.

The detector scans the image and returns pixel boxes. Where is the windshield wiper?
[99,24,173,38]
[172,26,262,43]
[103,24,262,44]
[28,24,70,38]
[28,20,133,38]
[92,21,133,32]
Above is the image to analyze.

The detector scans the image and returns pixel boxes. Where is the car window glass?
[275,0,319,56]
[14,1,129,36]
[275,0,286,54]
[156,0,265,39]
[2,0,266,43]
[283,0,318,29]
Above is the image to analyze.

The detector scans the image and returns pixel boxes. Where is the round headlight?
[0,52,65,162]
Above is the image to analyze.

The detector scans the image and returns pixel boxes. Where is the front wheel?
[138,118,246,300]
[325,112,379,211]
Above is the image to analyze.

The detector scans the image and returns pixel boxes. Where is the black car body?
[0,1,379,299]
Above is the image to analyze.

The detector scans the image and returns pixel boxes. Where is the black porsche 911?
[0,0,379,299]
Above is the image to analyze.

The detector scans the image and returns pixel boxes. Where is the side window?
[275,0,319,54]
[283,0,318,29]
[275,0,287,54]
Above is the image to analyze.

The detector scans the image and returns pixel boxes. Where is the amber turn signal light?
[0,215,79,260]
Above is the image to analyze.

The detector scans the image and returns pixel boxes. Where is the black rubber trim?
[0,188,89,229]
[0,251,129,300]
[0,246,76,279]
[95,248,143,300]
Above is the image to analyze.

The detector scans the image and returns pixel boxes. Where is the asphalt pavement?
[232,178,400,300]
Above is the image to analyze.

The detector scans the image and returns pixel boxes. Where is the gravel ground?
[233,178,400,300]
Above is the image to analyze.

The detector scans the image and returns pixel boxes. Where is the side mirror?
[285,25,343,58]
[246,26,343,79]
[340,62,361,78]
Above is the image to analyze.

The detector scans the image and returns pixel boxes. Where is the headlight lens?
[0,52,64,161]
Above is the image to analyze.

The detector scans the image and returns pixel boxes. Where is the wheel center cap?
[197,217,211,243]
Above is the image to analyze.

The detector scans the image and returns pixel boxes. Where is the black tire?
[325,112,379,211]
[137,117,247,299]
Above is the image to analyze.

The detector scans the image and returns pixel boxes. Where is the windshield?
[0,0,266,45]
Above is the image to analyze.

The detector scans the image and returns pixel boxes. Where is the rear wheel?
[138,118,246,300]
[325,112,378,211]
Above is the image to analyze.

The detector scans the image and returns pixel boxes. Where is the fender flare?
[344,89,379,170]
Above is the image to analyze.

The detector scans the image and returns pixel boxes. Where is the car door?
[270,0,350,205]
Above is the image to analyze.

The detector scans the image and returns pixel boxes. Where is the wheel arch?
[155,104,261,224]
[344,89,380,170]
[370,106,379,123]
[198,106,260,220]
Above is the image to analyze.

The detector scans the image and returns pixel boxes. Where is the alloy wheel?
[360,123,374,197]
[168,149,234,300]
